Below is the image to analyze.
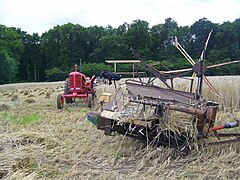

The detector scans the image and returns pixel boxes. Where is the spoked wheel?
[57,94,64,109]
[87,94,94,108]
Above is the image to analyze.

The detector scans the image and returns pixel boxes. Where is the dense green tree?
[190,18,216,59]
[0,25,24,83]
[19,33,41,82]
[69,25,89,65]
[94,34,129,60]
[209,21,239,61]
[176,26,191,51]
[86,25,108,62]
[125,20,152,59]
[116,22,128,35]
[150,23,165,59]
[0,17,240,84]
[82,63,113,77]
[45,67,68,82]
[163,18,178,46]
[0,26,24,61]
[40,26,61,70]
[162,18,180,61]
[0,50,18,84]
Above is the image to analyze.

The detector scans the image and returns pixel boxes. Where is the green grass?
[80,108,88,113]
[0,112,43,125]
[115,150,124,159]
[18,114,43,125]
[0,111,17,122]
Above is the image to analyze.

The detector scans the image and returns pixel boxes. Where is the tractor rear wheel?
[57,94,63,109]
[64,78,72,104]
[88,94,94,108]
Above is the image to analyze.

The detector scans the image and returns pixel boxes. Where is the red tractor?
[57,65,96,109]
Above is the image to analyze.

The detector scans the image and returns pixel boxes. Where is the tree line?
[0,17,240,84]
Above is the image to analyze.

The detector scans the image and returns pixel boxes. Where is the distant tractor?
[57,65,96,109]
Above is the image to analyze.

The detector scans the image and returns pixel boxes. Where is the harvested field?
[0,76,239,179]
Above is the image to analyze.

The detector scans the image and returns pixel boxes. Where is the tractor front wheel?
[88,94,94,108]
[64,78,72,104]
[57,94,64,109]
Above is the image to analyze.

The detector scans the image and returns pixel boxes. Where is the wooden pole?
[132,63,134,79]
[114,63,116,73]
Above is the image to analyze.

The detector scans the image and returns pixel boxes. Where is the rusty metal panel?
[103,87,123,111]
[126,81,197,104]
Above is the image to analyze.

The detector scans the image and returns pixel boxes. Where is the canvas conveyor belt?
[125,80,197,105]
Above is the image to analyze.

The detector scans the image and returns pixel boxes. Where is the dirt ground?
[0,79,239,179]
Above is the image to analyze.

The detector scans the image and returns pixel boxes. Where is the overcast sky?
[0,0,239,35]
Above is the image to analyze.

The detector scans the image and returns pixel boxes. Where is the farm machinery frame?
[88,30,240,153]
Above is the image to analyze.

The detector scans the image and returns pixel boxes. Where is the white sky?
[0,0,239,35]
